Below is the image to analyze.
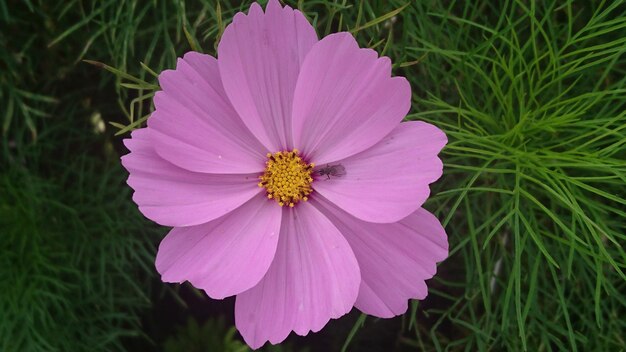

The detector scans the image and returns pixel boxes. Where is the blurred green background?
[1,0,625,351]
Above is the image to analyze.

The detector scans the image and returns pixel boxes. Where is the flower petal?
[121,128,261,227]
[235,202,360,349]
[291,32,411,164]
[218,0,318,151]
[155,194,282,299]
[313,121,446,223]
[149,52,266,174]
[313,197,448,318]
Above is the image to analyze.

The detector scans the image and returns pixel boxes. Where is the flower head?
[121,0,448,348]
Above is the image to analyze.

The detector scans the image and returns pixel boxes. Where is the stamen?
[259,149,314,207]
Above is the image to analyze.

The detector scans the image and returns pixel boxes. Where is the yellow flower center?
[258,149,314,207]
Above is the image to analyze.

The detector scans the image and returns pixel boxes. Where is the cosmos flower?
[121,0,448,348]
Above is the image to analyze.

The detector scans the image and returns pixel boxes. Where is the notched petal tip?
[155,68,178,91]
[411,120,449,155]
[181,51,211,66]
[266,0,283,12]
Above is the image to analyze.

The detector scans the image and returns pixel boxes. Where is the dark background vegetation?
[1,0,625,351]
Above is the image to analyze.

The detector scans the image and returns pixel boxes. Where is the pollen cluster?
[258,149,314,207]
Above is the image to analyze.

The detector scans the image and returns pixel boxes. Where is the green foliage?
[2,3,163,349]
[404,0,626,350]
[0,114,159,351]
[164,317,309,352]
[2,0,625,351]
[0,2,59,141]
[164,317,249,352]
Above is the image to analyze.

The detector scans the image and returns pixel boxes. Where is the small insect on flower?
[318,164,346,179]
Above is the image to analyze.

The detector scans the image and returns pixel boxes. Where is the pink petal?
[313,197,448,318]
[121,128,261,227]
[313,121,447,223]
[149,52,267,174]
[235,202,360,349]
[291,32,411,164]
[218,0,318,151]
[155,194,282,299]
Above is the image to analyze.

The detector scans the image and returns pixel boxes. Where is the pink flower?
[121,0,448,348]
